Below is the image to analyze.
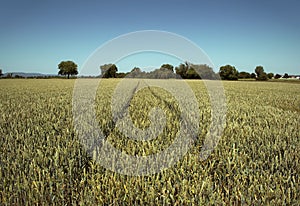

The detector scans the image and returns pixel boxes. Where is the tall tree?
[58,61,78,79]
[255,66,264,76]
[255,66,268,81]
[175,62,189,79]
[0,69,3,77]
[219,65,239,80]
[100,64,118,78]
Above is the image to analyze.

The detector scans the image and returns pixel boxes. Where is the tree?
[283,73,289,79]
[127,67,142,78]
[160,64,174,72]
[100,64,118,78]
[174,63,216,79]
[153,68,176,79]
[238,71,251,79]
[58,61,78,79]
[250,73,256,79]
[267,73,274,79]
[158,65,176,79]
[131,67,142,73]
[190,64,216,79]
[255,66,264,76]
[175,62,189,79]
[257,73,268,81]
[6,73,13,78]
[186,67,200,79]
[255,66,268,81]
[0,69,3,77]
[219,65,238,80]
[116,72,126,78]
[274,74,282,79]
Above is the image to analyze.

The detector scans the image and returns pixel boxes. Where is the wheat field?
[0,79,299,205]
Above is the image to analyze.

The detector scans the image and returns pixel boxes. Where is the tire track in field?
[142,80,180,115]
[86,80,141,155]
[102,80,141,138]
[142,80,198,142]
[142,80,184,139]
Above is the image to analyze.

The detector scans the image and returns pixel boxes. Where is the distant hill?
[2,72,57,78]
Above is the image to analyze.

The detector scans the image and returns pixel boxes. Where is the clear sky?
[0,0,299,75]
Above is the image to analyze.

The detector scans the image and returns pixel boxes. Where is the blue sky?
[0,0,299,75]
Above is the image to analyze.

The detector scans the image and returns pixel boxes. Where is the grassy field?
[0,79,299,205]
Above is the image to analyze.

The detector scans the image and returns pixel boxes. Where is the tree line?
[0,61,294,80]
[98,62,290,81]
[100,62,217,79]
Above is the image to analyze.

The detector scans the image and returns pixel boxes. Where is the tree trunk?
[67,74,70,79]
